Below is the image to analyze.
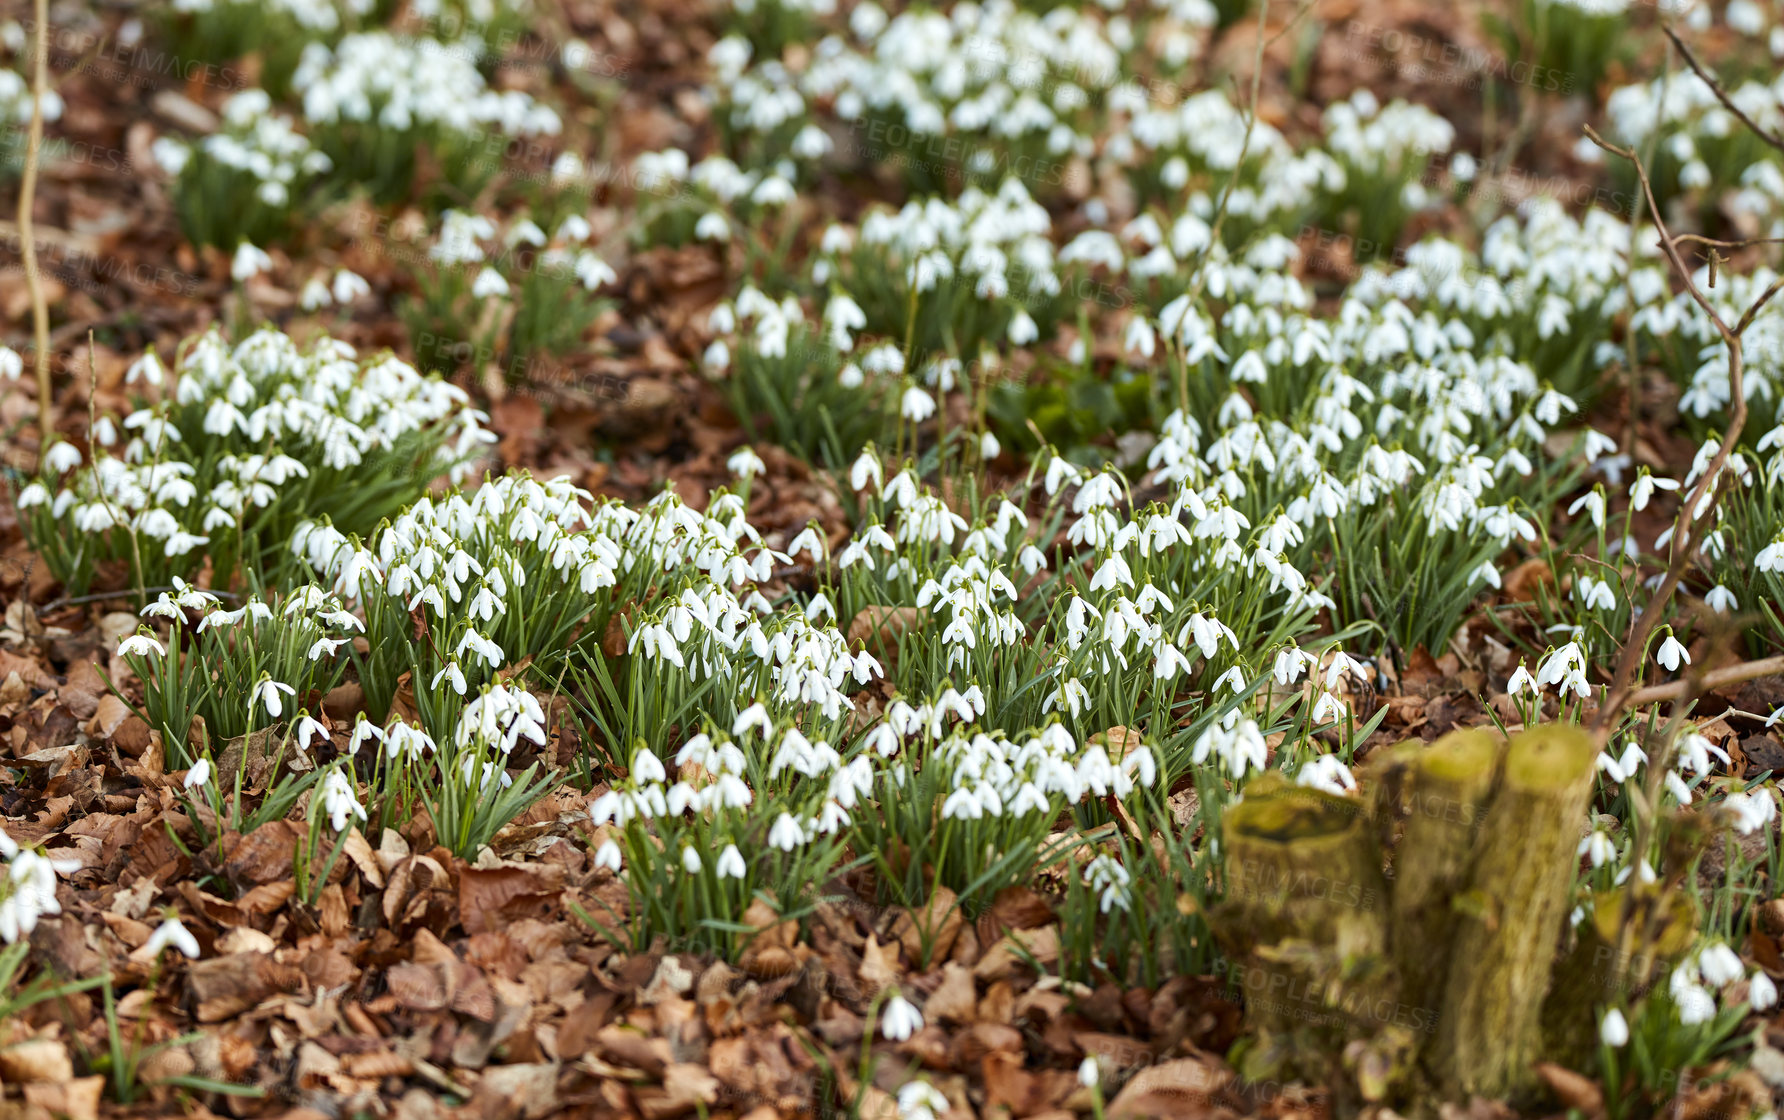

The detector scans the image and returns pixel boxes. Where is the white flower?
[901,386,936,423]
[125,350,165,386]
[1656,634,1690,672]
[850,451,883,493]
[300,277,332,311]
[1296,755,1356,796]
[1506,663,1537,696]
[1007,309,1038,345]
[1579,830,1617,868]
[1700,943,1745,987]
[332,270,370,303]
[768,812,804,851]
[1628,472,1679,511]
[184,759,212,790]
[471,268,510,298]
[43,441,81,474]
[593,840,622,872]
[231,242,272,283]
[681,846,702,874]
[631,747,667,784]
[881,992,923,1040]
[119,632,167,658]
[897,1081,949,1120]
[1599,1008,1629,1047]
[249,678,296,719]
[733,703,772,739]
[1676,983,1716,1025]
[145,916,201,959]
[1078,1057,1100,1087]
[716,844,746,879]
[695,211,730,241]
[321,769,366,831]
[295,714,330,753]
[727,446,766,479]
[1723,789,1777,835]
[1751,972,1778,1011]
[349,717,383,756]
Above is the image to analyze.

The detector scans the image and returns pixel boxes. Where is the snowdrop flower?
[1723,789,1777,835]
[681,847,702,874]
[349,717,383,756]
[850,450,884,493]
[1656,634,1690,672]
[1078,1057,1100,1088]
[881,992,923,1040]
[556,214,592,242]
[183,758,212,790]
[1575,576,1617,612]
[716,844,746,879]
[249,677,296,719]
[1567,488,1606,528]
[631,747,667,784]
[1600,1008,1629,1047]
[0,346,19,381]
[593,840,622,872]
[734,703,772,739]
[898,1081,949,1120]
[1310,691,1347,725]
[1699,942,1745,987]
[1507,663,1537,696]
[231,242,272,283]
[1579,830,1617,868]
[901,385,937,423]
[1628,471,1679,511]
[727,446,766,479]
[332,270,370,303]
[695,211,730,241]
[1537,642,1586,689]
[1676,982,1716,1024]
[1007,309,1038,345]
[321,769,366,831]
[125,349,164,386]
[1751,972,1778,1011]
[768,812,804,851]
[1297,755,1357,796]
[1705,585,1737,614]
[300,276,332,311]
[43,441,83,474]
[472,268,510,298]
[295,713,330,753]
[145,915,201,959]
[118,632,167,658]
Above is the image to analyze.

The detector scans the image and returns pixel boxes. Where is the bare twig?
[1583,124,1753,738]
[1660,24,1784,157]
[18,0,52,457]
[40,585,243,614]
[1674,234,1784,252]
[1624,655,1784,707]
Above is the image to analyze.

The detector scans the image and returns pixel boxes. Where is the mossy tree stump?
[1210,725,1630,1109]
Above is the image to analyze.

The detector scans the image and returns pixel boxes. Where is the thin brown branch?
[1661,24,1784,157]
[1734,274,1784,336]
[1624,655,1784,708]
[18,0,51,458]
[1674,234,1784,251]
[1582,125,1750,737]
